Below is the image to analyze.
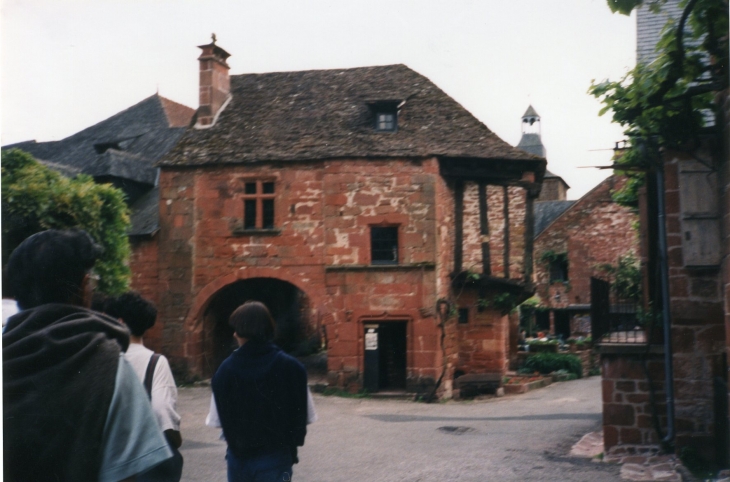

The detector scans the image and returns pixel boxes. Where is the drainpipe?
[654,150,676,451]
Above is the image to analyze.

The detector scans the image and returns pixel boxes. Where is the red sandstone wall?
[534,176,639,311]
[662,150,725,459]
[129,237,159,304]
[129,236,162,349]
[432,162,457,396]
[158,158,444,384]
[158,156,535,393]
[454,289,510,376]
[601,352,667,452]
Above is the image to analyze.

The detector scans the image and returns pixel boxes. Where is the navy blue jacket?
[212,341,308,461]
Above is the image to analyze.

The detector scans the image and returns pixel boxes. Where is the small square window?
[371,226,398,264]
[376,112,396,131]
[458,308,469,324]
[549,259,568,282]
[245,182,257,194]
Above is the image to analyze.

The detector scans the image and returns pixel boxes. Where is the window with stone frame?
[370,226,399,265]
[242,180,276,230]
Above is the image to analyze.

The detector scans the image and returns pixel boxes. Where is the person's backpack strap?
[143,353,161,400]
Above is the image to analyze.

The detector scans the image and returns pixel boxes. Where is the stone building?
[533,174,639,339]
[153,39,546,395]
[513,106,639,340]
[597,0,730,466]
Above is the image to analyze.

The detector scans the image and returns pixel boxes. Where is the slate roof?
[522,105,539,118]
[534,200,576,237]
[4,95,194,235]
[517,133,545,158]
[545,169,570,188]
[161,64,543,166]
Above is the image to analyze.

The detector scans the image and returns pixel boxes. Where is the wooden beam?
[482,242,491,276]
[503,186,510,279]
[524,191,535,284]
[454,180,464,273]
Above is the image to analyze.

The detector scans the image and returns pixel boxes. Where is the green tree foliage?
[590,0,728,207]
[597,253,643,301]
[2,149,132,294]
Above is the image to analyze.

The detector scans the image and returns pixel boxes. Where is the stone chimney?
[196,34,231,127]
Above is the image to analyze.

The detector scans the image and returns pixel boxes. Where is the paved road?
[178,376,622,481]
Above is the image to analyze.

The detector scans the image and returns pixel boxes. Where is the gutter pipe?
[655,156,676,451]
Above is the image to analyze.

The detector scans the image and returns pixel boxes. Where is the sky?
[1,0,636,199]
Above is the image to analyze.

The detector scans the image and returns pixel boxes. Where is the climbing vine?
[590,0,728,207]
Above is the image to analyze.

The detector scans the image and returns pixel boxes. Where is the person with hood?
[3,229,172,482]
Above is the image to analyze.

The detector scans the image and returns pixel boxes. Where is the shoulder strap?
[143,353,161,400]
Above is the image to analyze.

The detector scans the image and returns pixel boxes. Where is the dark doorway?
[363,321,407,392]
[554,310,571,339]
[201,278,310,377]
[535,310,550,334]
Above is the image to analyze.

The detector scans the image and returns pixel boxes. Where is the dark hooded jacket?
[212,341,308,462]
[3,303,129,482]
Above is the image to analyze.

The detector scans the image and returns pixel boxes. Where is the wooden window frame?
[241,179,276,230]
[375,111,397,132]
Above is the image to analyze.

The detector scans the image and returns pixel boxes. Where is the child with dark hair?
[206,301,316,482]
[103,291,183,482]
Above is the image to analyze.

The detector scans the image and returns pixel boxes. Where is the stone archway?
[198,277,312,378]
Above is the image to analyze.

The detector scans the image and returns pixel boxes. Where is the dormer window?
[368,100,400,132]
[94,142,121,154]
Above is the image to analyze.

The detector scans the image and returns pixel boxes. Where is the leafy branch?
[590,0,728,207]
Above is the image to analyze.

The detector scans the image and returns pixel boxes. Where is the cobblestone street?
[178,376,623,481]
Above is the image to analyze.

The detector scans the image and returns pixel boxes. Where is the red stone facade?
[662,148,726,460]
[129,236,162,349]
[534,175,639,334]
[601,145,728,463]
[155,157,539,395]
[601,352,667,450]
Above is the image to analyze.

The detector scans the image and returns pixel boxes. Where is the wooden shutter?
[679,161,720,267]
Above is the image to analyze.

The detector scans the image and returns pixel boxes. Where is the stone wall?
[156,155,536,392]
[601,350,667,453]
[662,149,726,460]
[129,236,162,349]
[534,175,639,312]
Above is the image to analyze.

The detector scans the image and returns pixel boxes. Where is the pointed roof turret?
[523,105,539,118]
[517,105,545,158]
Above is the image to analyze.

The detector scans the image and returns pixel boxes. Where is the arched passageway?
[199,277,312,377]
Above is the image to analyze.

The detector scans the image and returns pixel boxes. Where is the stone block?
[604,403,635,426]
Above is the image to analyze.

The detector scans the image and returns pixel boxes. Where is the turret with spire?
[517,105,545,158]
